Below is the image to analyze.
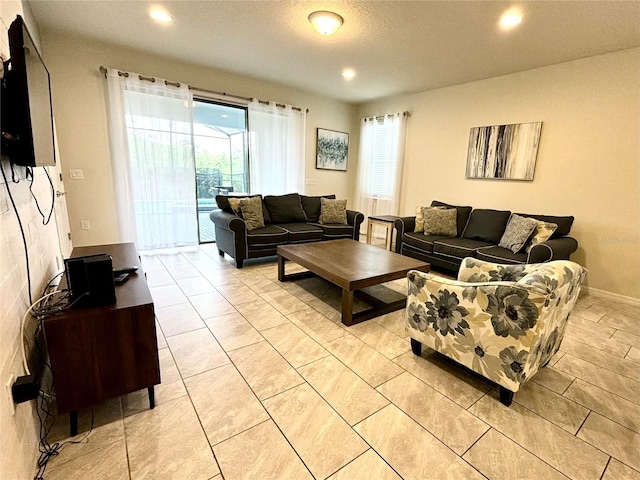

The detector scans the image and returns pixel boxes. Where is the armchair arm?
[347,210,365,241]
[527,237,578,263]
[393,216,416,253]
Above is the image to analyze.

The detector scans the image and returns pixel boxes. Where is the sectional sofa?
[211,193,364,268]
[394,200,578,272]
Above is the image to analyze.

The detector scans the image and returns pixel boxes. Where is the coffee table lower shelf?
[277,240,429,326]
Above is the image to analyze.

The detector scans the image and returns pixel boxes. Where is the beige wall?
[359,48,640,299]
[40,29,359,247]
[0,2,62,479]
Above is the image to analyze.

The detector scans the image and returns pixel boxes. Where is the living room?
[1,1,639,479]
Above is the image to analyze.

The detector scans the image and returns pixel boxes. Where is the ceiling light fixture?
[341,69,356,81]
[149,7,173,24]
[308,11,344,36]
[499,8,523,29]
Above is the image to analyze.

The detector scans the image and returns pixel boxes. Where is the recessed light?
[341,69,356,81]
[149,7,173,24]
[499,8,523,29]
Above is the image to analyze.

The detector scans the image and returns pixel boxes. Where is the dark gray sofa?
[394,200,578,272]
[211,193,364,268]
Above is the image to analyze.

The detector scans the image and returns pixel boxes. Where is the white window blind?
[356,113,407,219]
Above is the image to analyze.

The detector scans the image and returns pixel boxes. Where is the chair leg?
[499,386,514,406]
[410,338,422,356]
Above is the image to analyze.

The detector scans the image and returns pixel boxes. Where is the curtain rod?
[363,112,410,122]
[99,66,308,113]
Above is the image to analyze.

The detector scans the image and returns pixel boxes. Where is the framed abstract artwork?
[316,128,348,171]
[466,122,542,180]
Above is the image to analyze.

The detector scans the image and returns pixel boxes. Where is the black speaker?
[64,254,116,308]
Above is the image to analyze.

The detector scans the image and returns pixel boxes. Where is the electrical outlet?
[69,169,84,179]
[81,220,90,230]
[6,374,15,415]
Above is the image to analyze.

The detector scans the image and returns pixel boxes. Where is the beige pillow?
[227,197,248,215]
[526,220,558,252]
[414,205,426,232]
[423,207,457,236]
[319,198,347,225]
[239,196,265,231]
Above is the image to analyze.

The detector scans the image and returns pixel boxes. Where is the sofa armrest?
[393,216,416,253]
[347,210,365,241]
[210,210,248,267]
[527,237,578,263]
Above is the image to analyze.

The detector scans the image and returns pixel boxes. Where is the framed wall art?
[316,128,348,171]
[466,121,542,180]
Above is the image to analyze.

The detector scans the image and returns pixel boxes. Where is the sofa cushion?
[431,200,473,237]
[499,214,538,253]
[309,223,354,239]
[301,194,336,222]
[525,220,558,252]
[476,246,528,265]
[239,196,265,231]
[319,198,347,224]
[264,193,307,223]
[433,237,494,259]
[276,223,324,243]
[423,207,457,236]
[462,209,511,243]
[246,225,288,247]
[516,213,574,238]
[216,194,271,224]
[402,232,450,254]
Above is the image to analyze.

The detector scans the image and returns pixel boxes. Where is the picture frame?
[465,121,542,180]
[316,128,348,171]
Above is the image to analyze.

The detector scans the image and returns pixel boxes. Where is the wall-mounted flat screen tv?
[1,15,56,167]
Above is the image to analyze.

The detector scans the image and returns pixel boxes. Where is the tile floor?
[44,242,640,480]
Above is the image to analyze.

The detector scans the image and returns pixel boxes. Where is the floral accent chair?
[406,257,587,406]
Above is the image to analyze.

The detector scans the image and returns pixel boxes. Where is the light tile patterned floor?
[45,242,640,480]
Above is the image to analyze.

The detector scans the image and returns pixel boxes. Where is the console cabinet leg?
[69,410,78,437]
[410,338,422,356]
[148,386,155,409]
[218,249,224,257]
[499,386,514,407]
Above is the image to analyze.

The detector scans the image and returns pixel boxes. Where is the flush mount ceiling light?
[308,11,344,35]
[341,69,356,81]
[499,8,523,29]
[149,7,173,24]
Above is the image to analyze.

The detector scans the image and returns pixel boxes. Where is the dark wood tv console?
[44,242,160,435]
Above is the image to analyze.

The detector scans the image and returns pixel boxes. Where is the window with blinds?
[363,117,400,199]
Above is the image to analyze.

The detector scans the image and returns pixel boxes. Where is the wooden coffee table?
[277,239,429,326]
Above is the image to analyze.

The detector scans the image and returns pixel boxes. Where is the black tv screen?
[1,15,56,167]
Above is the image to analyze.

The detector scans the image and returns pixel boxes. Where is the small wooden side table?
[366,215,398,251]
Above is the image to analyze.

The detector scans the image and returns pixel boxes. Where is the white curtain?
[355,113,408,223]
[247,100,305,195]
[105,69,198,250]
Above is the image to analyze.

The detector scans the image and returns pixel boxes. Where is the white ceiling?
[28,1,640,104]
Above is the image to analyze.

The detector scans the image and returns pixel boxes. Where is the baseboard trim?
[581,286,640,307]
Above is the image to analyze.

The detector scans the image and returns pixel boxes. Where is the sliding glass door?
[193,100,249,243]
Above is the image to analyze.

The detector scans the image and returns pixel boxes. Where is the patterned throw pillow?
[422,207,457,237]
[239,196,265,231]
[319,198,347,225]
[526,220,558,252]
[414,205,426,232]
[227,197,248,215]
[499,214,539,253]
